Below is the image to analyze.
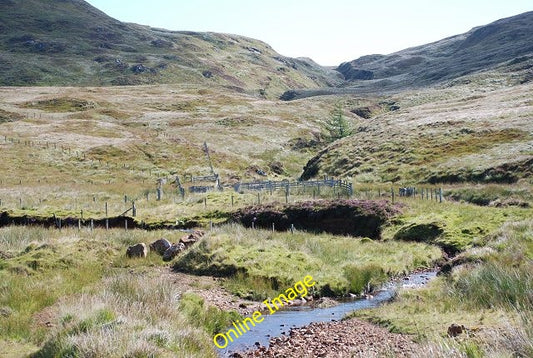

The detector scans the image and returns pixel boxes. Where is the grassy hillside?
[0,84,341,220]
[0,69,532,221]
[281,11,533,99]
[300,71,533,184]
[0,0,341,97]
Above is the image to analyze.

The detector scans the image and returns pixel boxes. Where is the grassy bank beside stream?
[174,225,442,299]
[350,219,533,357]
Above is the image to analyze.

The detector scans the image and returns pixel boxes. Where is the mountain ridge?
[1,0,532,100]
[282,11,533,99]
[0,0,341,97]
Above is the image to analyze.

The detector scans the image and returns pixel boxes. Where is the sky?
[86,0,532,66]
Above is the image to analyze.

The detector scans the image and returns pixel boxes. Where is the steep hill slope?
[0,0,340,97]
[282,11,533,99]
[300,69,533,184]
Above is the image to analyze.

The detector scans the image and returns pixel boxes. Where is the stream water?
[219,271,437,357]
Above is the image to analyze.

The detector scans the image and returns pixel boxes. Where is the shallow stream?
[219,271,436,357]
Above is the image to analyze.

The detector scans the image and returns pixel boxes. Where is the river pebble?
[237,318,419,357]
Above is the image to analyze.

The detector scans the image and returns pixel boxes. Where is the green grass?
[21,98,97,112]
[444,184,532,207]
[452,262,532,310]
[300,82,533,184]
[0,225,248,357]
[179,293,241,335]
[174,224,442,298]
[343,264,388,294]
[0,227,209,352]
[31,274,224,358]
[349,219,533,357]
[383,199,533,253]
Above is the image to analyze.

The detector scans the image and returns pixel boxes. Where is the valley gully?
[213,275,316,349]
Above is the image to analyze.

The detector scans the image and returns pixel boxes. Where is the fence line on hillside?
[0,182,446,232]
[234,178,353,197]
[0,134,181,187]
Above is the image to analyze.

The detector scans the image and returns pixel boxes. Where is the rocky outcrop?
[336,62,374,80]
[149,238,171,255]
[179,230,204,247]
[147,231,205,262]
[163,243,185,262]
[125,231,204,261]
[126,243,147,258]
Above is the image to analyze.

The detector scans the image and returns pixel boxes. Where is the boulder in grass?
[149,238,171,255]
[163,243,185,262]
[447,323,465,337]
[179,230,205,247]
[126,243,147,258]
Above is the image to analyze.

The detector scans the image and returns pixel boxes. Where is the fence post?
[272,222,275,232]
[90,219,94,231]
[290,224,294,234]
[125,218,128,230]
[231,195,234,207]
[439,188,443,203]
[204,197,207,208]
[132,201,136,217]
[105,202,109,230]
[257,192,260,205]
[391,188,395,204]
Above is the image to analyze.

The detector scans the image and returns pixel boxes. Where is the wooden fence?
[233,178,353,196]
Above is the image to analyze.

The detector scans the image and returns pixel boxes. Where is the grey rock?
[149,238,171,255]
[162,243,185,262]
[126,243,147,258]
